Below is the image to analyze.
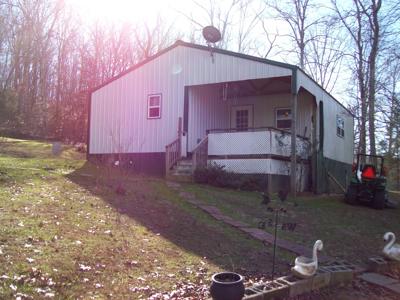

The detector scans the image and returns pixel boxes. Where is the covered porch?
[167,75,318,192]
[185,76,316,154]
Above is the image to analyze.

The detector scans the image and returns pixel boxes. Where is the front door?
[230,105,253,131]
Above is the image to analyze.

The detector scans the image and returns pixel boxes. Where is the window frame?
[275,107,292,130]
[336,114,345,138]
[230,104,254,131]
[147,93,162,119]
[235,109,250,131]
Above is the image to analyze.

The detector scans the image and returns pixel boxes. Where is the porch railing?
[165,117,183,174]
[165,137,181,173]
[207,127,311,160]
[192,136,208,172]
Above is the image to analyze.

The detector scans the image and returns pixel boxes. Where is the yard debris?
[15,292,33,300]
[44,292,55,298]
[125,260,139,267]
[78,264,91,271]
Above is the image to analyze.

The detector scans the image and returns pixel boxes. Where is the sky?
[66,0,351,102]
[68,0,189,24]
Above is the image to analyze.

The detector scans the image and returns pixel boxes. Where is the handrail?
[165,117,183,175]
[207,126,309,141]
[192,136,208,172]
[165,136,181,173]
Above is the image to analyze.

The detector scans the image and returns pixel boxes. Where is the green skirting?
[316,153,352,194]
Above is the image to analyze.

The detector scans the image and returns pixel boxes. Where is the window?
[147,94,161,119]
[276,108,292,129]
[336,115,344,138]
[235,109,249,131]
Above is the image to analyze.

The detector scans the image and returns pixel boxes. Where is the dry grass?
[0,138,287,299]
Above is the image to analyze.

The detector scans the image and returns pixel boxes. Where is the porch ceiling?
[200,76,292,99]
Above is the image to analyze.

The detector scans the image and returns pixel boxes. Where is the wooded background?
[0,0,399,162]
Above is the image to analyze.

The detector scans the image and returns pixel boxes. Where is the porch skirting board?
[317,155,352,194]
[208,153,310,163]
[88,152,166,176]
[209,158,310,192]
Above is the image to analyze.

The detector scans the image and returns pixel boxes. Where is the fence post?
[178,117,182,159]
[165,145,169,175]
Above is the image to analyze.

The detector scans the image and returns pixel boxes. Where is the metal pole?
[271,209,279,280]
[291,93,298,200]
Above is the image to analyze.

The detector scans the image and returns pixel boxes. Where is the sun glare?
[69,0,179,24]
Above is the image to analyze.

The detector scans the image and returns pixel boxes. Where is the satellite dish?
[202,26,221,64]
[202,26,221,44]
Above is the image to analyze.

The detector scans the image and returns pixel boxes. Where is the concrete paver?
[359,272,400,294]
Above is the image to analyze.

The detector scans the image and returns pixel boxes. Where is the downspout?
[290,68,298,197]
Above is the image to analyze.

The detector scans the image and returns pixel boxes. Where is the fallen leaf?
[10,284,17,291]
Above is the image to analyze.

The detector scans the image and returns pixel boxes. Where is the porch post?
[290,69,298,197]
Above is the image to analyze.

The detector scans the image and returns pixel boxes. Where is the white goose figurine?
[291,240,323,278]
[382,232,400,262]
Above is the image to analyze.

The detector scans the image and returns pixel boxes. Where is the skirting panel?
[88,152,166,176]
[318,155,352,194]
[209,158,310,192]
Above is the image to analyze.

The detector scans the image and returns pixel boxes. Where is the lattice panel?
[208,131,272,156]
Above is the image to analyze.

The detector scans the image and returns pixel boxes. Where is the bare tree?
[133,15,181,61]
[304,21,345,92]
[332,0,399,155]
[265,0,324,69]
[178,0,240,49]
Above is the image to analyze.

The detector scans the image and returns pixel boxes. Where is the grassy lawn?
[181,183,400,264]
[0,138,290,299]
[2,138,400,300]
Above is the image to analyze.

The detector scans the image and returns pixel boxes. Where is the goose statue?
[382,232,400,262]
[291,240,323,278]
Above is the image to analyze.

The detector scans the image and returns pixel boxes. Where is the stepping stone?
[174,186,334,263]
[359,272,398,286]
[166,181,181,189]
[223,219,249,229]
[386,283,400,294]
[178,191,196,199]
[198,205,221,215]
[185,198,202,205]
[359,272,400,294]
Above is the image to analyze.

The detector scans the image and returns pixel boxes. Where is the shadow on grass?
[66,162,290,277]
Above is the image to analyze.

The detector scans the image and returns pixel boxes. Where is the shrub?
[193,163,226,184]
[193,163,264,191]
